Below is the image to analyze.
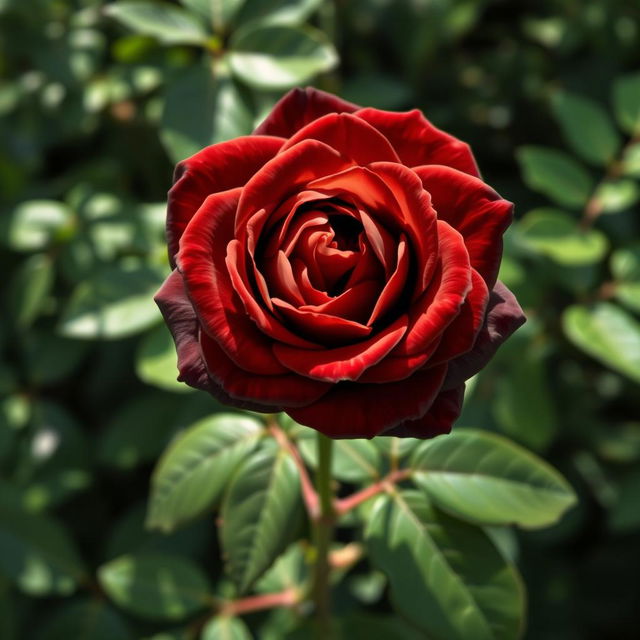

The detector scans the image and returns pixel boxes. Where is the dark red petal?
[367,162,439,292]
[367,236,409,325]
[395,220,471,356]
[355,108,480,176]
[273,315,408,383]
[235,139,352,237]
[443,281,526,390]
[356,347,438,384]
[279,113,400,165]
[200,332,330,407]
[176,189,293,375]
[428,268,490,366]
[271,297,372,343]
[287,364,447,438]
[154,269,211,392]
[383,384,465,438]
[226,240,321,349]
[414,165,513,288]
[298,279,379,324]
[167,136,284,266]
[254,87,359,137]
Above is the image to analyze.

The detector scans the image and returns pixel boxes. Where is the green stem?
[313,433,334,638]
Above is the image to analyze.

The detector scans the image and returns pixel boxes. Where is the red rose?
[155,88,525,439]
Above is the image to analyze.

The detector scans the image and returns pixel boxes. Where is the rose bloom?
[156,88,525,439]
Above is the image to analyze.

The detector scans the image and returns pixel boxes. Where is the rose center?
[327,213,362,252]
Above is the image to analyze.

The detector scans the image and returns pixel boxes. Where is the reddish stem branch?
[334,469,412,516]
[220,588,299,616]
[269,423,320,519]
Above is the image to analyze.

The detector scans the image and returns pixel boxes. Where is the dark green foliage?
[1,1,639,638]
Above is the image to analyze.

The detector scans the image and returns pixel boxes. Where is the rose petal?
[443,281,526,389]
[279,113,400,165]
[235,139,352,237]
[254,86,358,137]
[383,384,465,438]
[395,220,471,356]
[287,363,447,438]
[154,269,212,392]
[355,108,480,176]
[271,297,372,343]
[176,188,294,374]
[274,315,408,383]
[167,135,284,266]
[414,164,513,288]
[428,267,490,366]
[200,332,330,407]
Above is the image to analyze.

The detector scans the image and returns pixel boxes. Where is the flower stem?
[313,432,334,638]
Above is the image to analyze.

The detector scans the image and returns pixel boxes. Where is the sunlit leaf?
[59,264,163,339]
[228,24,337,90]
[563,303,640,383]
[98,553,212,620]
[366,491,525,640]
[202,616,252,640]
[105,1,209,46]
[610,245,640,314]
[221,440,301,592]
[515,208,608,265]
[411,429,576,528]
[1,201,73,252]
[147,413,263,532]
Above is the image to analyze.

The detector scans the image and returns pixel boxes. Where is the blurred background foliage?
[0,0,639,638]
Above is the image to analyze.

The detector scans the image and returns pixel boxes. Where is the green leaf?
[551,91,621,166]
[233,0,323,27]
[515,208,608,265]
[37,600,133,640]
[366,491,525,640]
[0,499,85,596]
[98,393,181,470]
[609,469,640,533]
[202,616,252,640]
[563,303,640,383]
[147,413,263,532]
[98,553,212,620]
[297,430,381,483]
[160,64,253,164]
[59,264,163,339]
[105,1,209,46]
[613,71,640,134]
[494,347,558,451]
[517,146,594,208]
[621,142,640,177]
[180,0,244,31]
[255,542,307,594]
[221,440,301,592]
[228,24,338,90]
[8,254,54,328]
[611,245,640,313]
[1,200,73,252]
[411,429,576,528]
[595,179,640,213]
[136,323,193,393]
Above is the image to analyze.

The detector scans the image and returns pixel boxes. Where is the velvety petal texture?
[156,87,525,439]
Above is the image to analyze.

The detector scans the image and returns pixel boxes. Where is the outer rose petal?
[254,87,359,137]
[414,164,513,288]
[443,281,526,390]
[355,107,480,176]
[167,136,284,266]
[287,364,448,438]
[154,270,280,412]
[279,113,400,165]
[200,332,330,407]
[383,385,465,438]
